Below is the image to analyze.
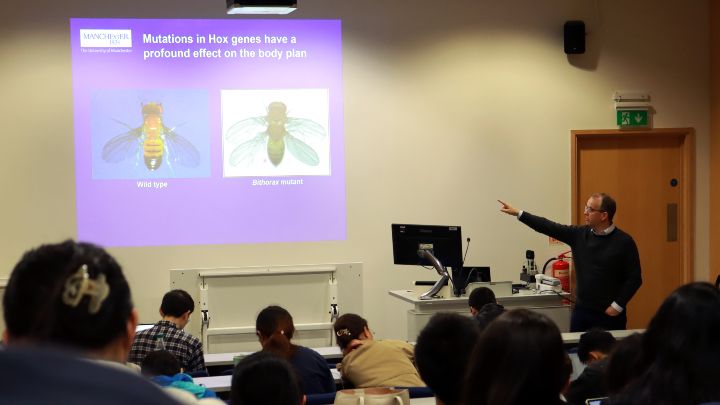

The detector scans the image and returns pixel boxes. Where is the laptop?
[135,323,155,333]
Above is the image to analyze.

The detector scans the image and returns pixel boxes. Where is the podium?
[389,288,571,340]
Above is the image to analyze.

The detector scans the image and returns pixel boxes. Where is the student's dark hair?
[468,287,496,311]
[141,350,181,377]
[577,328,616,364]
[333,313,368,350]
[604,333,644,395]
[592,193,617,222]
[160,289,194,317]
[3,240,133,350]
[463,309,566,405]
[231,351,302,405]
[475,303,505,330]
[610,282,720,405]
[256,305,296,359]
[415,313,480,405]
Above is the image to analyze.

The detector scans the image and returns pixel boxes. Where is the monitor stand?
[419,274,450,300]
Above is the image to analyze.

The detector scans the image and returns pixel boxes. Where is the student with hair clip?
[332,313,424,388]
[3,240,139,362]
[607,282,720,405]
[1,240,179,404]
[463,309,567,405]
[255,305,335,395]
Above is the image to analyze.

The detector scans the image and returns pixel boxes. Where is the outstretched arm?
[499,199,578,244]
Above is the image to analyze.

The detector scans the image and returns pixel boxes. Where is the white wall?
[0,0,710,339]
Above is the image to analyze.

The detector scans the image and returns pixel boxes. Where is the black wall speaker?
[564,20,585,54]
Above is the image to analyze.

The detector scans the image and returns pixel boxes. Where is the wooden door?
[571,129,694,329]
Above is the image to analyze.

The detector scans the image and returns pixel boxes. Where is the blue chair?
[404,386,434,398]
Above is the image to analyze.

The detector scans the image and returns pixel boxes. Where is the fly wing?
[284,117,327,142]
[229,133,267,167]
[225,116,268,143]
[285,134,320,166]
[164,127,201,167]
[102,128,142,163]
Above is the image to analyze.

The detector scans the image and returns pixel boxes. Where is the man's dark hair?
[141,350,181,377]
[415,313,480,405]
[468,287,496,311]
[594,193,617,223]
[231,351,302,405]
[577,328,616,364]
[160,290,194,317]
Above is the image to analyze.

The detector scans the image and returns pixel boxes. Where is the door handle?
[667,203,678,242]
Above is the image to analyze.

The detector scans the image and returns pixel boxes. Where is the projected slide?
[92,88,211,180]
[70,19,344,247]
[222,88,330,177]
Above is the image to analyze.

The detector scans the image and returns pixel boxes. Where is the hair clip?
[336,328,352,337]
[61,264,110,314]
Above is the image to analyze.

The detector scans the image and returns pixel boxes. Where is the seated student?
[565,329,617,405]
[468,287,505,329]
[608,282,720,405]
[463,309,567,405]
[333,313,425,388]
[231,351,306,405]
[141,350,219,401]
[129,289,206,373]
[1,240,178,404]
[255,305,335,395]
[414,313,480,405]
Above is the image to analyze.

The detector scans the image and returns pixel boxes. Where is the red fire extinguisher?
[543,251,572,292]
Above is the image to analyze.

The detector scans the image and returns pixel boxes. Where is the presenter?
[499,193,642,332]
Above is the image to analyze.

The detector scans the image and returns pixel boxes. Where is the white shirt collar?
[591,224,616,235]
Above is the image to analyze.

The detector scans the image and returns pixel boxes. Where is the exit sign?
[617,109,650,128]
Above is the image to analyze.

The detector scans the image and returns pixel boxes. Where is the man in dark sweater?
[499,193,642,331]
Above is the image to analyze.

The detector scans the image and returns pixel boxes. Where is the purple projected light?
[70,18,345,247]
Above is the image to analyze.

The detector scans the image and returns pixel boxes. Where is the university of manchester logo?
[80,29,132,48]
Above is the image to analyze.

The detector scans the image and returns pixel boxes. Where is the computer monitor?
[391,224,463,270]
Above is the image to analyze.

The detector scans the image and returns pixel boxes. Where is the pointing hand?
[498,200,520,217]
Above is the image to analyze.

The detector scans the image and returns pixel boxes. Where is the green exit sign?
[617,109,650,128]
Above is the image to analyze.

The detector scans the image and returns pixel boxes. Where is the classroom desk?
[561,328,644,345]
[196,369,343,393]
[205,346,343,367]
[205,329,644,368]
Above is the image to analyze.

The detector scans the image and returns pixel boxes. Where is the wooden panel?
[711,1,720,283]
[572,129,694,329]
